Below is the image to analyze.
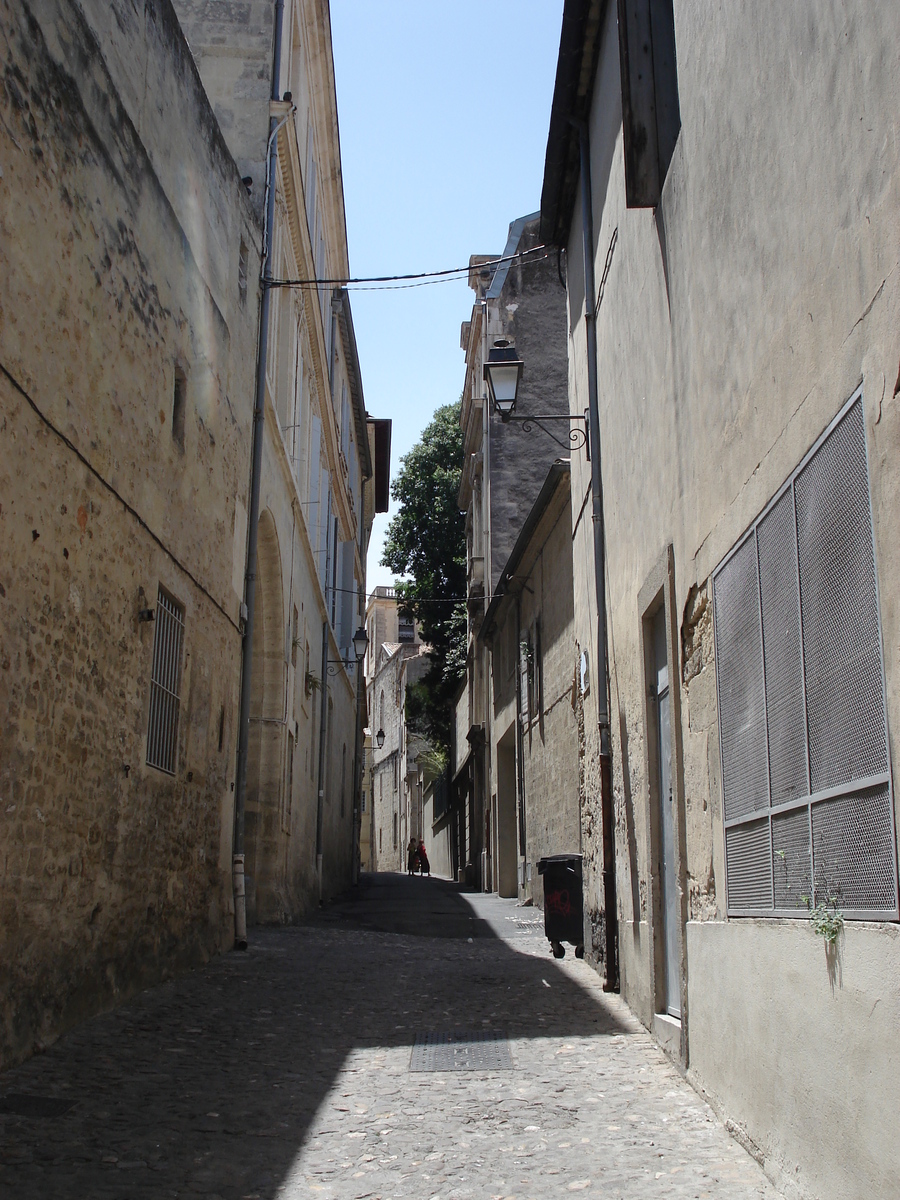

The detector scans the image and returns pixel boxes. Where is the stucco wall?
[0,0,258,1067]
[687,921,900,1200]
[564,2,900,1196]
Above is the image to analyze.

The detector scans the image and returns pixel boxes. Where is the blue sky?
[330,1,565,592]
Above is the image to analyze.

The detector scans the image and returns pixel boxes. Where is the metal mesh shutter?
[713,393,898,919]
[812,784,897,915]
[725,820,772,909]
[757,490,808,807]
[713,535,768,821]
[146,588,185,775]
[795,399,887,791]
[772,807,811,911]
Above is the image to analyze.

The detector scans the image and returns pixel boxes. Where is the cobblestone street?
[0,875,782,1200]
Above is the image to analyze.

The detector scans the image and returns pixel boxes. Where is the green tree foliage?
[381,402,466,752]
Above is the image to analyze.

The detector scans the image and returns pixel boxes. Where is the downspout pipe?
[315,617,328,897]
[514,595,527,864]
[578,119,619,990]
[316,290,342,895]
[232,0,287,950]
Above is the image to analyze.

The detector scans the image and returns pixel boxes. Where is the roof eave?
[336,289,372,479]
[539,0,609,247]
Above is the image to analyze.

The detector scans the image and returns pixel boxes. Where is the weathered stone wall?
[0,0,259,1068]
[487,219,570,592]
[519,497,580,908]
[488,473,580,908]
[170,0,275,214]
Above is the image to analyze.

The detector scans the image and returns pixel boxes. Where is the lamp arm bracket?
[505,412,587,451]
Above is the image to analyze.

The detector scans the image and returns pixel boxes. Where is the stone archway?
[245,509,285,924]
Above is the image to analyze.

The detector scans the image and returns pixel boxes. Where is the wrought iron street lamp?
[483,341,524,418]
[375,728,386,749]
[352,626,369,660]
[484,340,587,452]
[326,627,370,676]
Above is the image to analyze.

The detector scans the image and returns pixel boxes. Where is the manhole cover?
[410,1030,514,1072]
[0,1094,77,1118]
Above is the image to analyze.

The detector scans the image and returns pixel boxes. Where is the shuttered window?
[712,393,898,919]
[146,587,185,775]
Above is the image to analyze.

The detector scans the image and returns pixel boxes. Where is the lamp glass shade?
[375,728,386,749]
[352,626,369,659]
[485,360,523,413]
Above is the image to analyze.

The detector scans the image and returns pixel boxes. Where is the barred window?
[712,393,898,919]
[146,587,185,775]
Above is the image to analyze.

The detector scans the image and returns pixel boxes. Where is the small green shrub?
[802,895,844,945]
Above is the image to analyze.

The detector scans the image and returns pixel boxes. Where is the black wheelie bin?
[537,854,585,959]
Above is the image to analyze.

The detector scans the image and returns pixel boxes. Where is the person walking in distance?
[407,836,418,876]
[417,839,430,877]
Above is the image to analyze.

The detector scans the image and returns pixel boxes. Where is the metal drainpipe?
[480,296,492,893]
[315,616,328,898]
[232,0,286,950]
[316,286,343,895]
[515,594,527,868]
[578,119,619,991]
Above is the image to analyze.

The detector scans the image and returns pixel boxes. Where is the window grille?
[146,588,185,775]
[712,393,898,920]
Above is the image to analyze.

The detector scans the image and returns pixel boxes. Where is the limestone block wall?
[0,0,258,1068]
[519,502,580,906]
[170,0,275,213]
[487,473,579,906]
[370,649,405,872]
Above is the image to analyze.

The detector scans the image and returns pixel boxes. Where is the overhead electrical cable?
[266,244,549,291]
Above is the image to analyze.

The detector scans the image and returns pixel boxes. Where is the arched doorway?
[245,510,285,923]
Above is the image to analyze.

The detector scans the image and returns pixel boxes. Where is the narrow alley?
[0,876,779,1200]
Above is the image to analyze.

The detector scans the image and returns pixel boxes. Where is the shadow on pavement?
[0,872,629,1199]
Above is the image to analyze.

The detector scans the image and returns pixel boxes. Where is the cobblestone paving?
[0,875,782,1199]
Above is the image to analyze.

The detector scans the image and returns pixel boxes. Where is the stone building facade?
[452,213,570,890]
[363,585,418,684]
[367,642,430,874]
[480,462,580,905]
[171,0,385,918]
[541,2,900,1198]
[0,0,259,1068]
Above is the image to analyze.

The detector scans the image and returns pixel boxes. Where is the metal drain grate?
[410,1030,514,1072]
[0,1094,77,1118]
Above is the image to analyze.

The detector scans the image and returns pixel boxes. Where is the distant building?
[367,642,429,872]
[452,213,570,890]
[364,586,420,683]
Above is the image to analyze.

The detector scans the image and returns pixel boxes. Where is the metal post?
[315,617,328,899]
[579,120,619,990]
[232,0,285,950]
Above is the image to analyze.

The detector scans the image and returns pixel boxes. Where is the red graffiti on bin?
[546,888,572,918]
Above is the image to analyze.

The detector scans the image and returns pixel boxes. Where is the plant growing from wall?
[802,892,844,946]
[305,670,321,697]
